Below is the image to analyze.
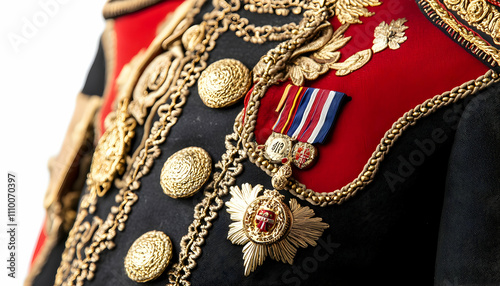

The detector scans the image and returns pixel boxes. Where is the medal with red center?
[292,142,317,169]
[226,183,329,276]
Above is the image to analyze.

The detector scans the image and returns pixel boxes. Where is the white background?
[0,1,106,285]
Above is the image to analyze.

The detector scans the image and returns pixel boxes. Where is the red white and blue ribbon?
[272,84,347,144]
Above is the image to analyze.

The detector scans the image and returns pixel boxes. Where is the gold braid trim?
[245,69,500,206]
[103,0,165,19]
[442,0,500,45]
[420,0,500,66]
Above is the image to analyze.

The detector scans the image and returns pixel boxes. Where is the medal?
[273,84,347,145]
[264,132,293,163]
[292,142,317,169]
[263,84,348,188]
[226,183,329,276]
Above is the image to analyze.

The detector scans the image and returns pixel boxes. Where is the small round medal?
[124,231,173,283]
[291,142,317,169]
[198,58,251,108]
[243,191,292,244]
[264,133,293,163]
[160,147,212,199]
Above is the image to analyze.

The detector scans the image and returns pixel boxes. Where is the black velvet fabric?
[31,1,500,285]
[435,89,500,285]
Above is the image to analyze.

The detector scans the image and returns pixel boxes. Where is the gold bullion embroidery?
[86,99,136,204]
[372,18,409,53]
[55,0,204,284]
[198,59,252,108]
[124,231,173,283]
[443,0,500,44]
[226,183,329,276]
[272,161,293,190]
[243,0,305,16]
[182,23,206,51]
[420,0,500,66]
[129,44,185,124]
[253,18,408,84]
[160,147,212,198]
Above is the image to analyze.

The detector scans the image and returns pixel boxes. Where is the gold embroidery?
[334,0,382,24]
[422,0,500,65]
[372,18,409,53]
[54,0,202,284]
[243,0,305,16]
[86,99,136,204]
[129,44,184,124]
[124,231,173,282]
[226,184,328,276]
[443,0,500,44]
[182,23,206,51]
[254,18,408,84]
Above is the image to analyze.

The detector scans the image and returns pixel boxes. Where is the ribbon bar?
[272,84,348,144]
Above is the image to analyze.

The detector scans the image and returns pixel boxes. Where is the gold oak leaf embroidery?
[334,0,382,24]
[372,18,409,53]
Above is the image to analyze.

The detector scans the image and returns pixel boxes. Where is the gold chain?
[225,0,316,44]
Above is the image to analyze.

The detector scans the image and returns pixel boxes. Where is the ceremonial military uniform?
[26,0,500,285]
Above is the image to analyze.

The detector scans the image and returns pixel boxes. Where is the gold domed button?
[198,58,251,108]
[160,147,212,198]
[124,231,173,283]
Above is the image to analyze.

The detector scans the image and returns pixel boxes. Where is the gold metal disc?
[198,58,251,108]
[243,192,292,244]
[291,142,317,169]
[124,231,173,283]
[264,132,293,163]
[160,147,212,198]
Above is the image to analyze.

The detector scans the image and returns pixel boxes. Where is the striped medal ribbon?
[264,84,348,169]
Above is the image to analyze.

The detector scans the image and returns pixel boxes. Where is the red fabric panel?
[29,218,47,268]
[252,0,489,193]
[100,0,184,134]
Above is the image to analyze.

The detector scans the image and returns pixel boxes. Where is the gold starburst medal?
[226,183,329,276]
